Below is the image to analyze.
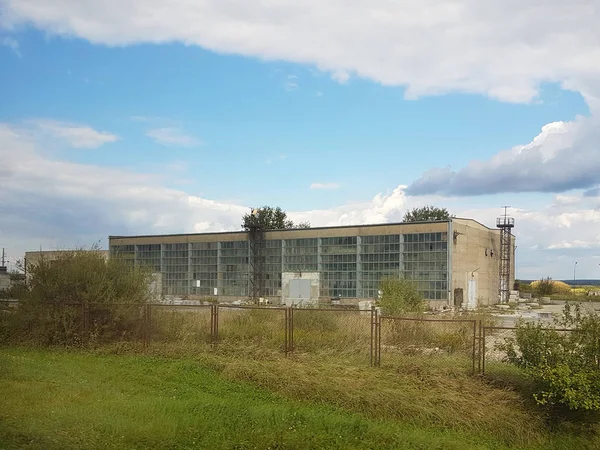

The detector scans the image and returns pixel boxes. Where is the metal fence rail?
[2,301,580,375]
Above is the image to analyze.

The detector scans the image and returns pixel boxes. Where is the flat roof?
[108,219,462,240]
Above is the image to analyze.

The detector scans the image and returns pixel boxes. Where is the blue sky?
[1,0,599,279]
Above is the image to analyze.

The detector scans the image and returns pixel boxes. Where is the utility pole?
[1,248,5,267]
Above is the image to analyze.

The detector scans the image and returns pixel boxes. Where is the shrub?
[530,278,571,296]
[1,249,153,346]
[501,303,600,411]
[378,276,425,316]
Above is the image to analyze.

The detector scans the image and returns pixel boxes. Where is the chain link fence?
[5,301,579,378]
[291,308,373,360]
[148,304,213,349]
[216,306,288,353]
[377,316,478,373]
[481,326,578,379]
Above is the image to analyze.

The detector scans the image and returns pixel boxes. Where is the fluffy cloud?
[2,120,600,278]
[146,127,200,147]
[0,123,243,243]
[407,116,600,196]
[1,0,599,104]
[30,119,119,148]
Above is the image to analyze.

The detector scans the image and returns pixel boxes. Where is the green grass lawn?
[0,348,597,450]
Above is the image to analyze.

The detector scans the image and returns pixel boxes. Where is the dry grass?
[199,352,546,448]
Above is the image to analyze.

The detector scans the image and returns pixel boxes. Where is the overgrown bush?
[533,277,554,296]
[530,278,571,297]
[1,249,153,346]
[501,303,600,411]
[378,276,425,316]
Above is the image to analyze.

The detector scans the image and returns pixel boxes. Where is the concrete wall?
[0,268,11,291]
[451,218,515,307]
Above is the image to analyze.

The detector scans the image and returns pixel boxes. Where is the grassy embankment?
[1,347,599,450]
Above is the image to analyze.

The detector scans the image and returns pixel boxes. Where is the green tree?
[535,277,554,296]
[242,206,310,230]
[378,276,425,315]
[402,206,453,222]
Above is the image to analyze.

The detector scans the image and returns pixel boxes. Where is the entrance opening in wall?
[454,288,463,308]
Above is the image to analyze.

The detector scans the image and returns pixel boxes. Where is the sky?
[0,0,599,280]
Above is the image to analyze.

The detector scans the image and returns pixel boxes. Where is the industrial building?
[109,218,515,309]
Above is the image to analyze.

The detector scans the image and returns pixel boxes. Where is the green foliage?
[378,276,425,315]
[517,280,533,294]
[501,303,600,411]
[535,277,555,296]
[402,205,453,222]
[0,249,153,346]
[242,206,310,230]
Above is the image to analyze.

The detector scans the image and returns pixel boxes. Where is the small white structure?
[281,271,319,307]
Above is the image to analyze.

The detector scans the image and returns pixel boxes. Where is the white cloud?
[331,70,350,84]
[146,127,200,147]
[1,36,20,57]
[31,119,119,148]
[408,116,600,196]
[2,0,599,104]
[284,74,299,91]
[310,182,340,190]
[2,121,600,279]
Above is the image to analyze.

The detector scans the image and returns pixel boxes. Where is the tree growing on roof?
[402,205,453,222]
[242,206,310,230]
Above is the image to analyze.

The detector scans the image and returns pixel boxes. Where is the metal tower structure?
[246,209,266,302]
[496,207,515,303]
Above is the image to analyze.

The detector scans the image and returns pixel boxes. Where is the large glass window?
[402,233,447,301]
[190,242,218,295]
[320,237,357,297]
[136,244,161,272]
[219,241,249,296]
[283,238,318,272]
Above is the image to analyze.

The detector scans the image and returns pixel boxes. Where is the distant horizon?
[518,279,600,286]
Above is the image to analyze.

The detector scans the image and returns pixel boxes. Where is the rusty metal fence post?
[210,304,219,345]
[286,306,294,355]
[370,306,380,367]
[471,320,477,374]
[82,303,90,346]
[478,321,483,374]
[143,304,151,349]
[482,326,487,374]
[371,308,380,367]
